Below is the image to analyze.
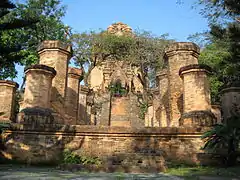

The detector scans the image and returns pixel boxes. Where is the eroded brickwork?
[78,86,89,125]
[180,65,211,113]
[0,80,18,122]
[37,41,72,117]
[156,69,170,127]
[2,125,208,170]
[221,87,240,123]
[164,42,200,127]
[1,24,232,172]
[22,65,56,109]
[65,67,83,124]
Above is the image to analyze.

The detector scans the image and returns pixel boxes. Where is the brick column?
[103,67,111,92]
[179,64,215,127]
[37,40,72,113]
[156,69,169,127]
[221,87,240,123]
[18,64,56,125]
[65,67,83,124]
[0,80,18,123]
[78,85,89,125]
[23,64,56,109]
[164,42,200,127]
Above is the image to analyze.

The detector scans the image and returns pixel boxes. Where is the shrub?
[201,113,240,166]
[62,149,101,166]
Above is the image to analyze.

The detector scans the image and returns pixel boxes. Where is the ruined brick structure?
[1,22,237,172]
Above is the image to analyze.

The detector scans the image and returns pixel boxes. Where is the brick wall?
[2,125,209,170]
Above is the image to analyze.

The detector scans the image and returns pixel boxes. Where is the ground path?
[0,165,182,180]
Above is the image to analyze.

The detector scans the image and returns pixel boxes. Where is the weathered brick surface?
[65,67,83,124]
[165,42,200,127]
[180,67,211,113]
[156,69,170,127]
[22,65,56,109]
[145,89,160,127]
[2,125,209,168]
[221,87,240,122]
[111,96,131,127]
[0,80,18,122]
[78,86,89,125]
[37,40,72,118]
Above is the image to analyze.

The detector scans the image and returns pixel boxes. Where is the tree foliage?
[189,0,240,103]
[0,0,69,80]
[202,112,240,166]
[197,0,240,24]
[0,0,38,79]
[71,30,172,86]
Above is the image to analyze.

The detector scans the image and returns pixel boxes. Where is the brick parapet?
[179,64,212,77]
[37,40,72,56]
[24,64,56,76]
[68,67,83,79]
[165,42,200,58]
[7,124,209,135]
[0,80,19,89]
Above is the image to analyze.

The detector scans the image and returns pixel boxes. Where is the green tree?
[0,0,37,79]
[189,0,240,103]
[197,0,240,24]
[71,30,172,87]
[202,112,240,166]
[0,0,69,81]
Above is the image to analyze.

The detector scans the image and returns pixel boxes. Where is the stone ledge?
[220,87,240,94]
[24,64,57,76]
[165,42,200,54]
[179,110,216,127]
[68,67,83,79]
[80,85,89,93]
[20,107,53,116]
[7,123,210,135]
[156,68,168,78]
[37,40,72,54]
[179,64,212,76]
[0,80,19,88]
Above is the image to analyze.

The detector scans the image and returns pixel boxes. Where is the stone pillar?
[37,40,72,113]
[179,64,215,127]
[0,80,18,123]
[156,69,169,127]
[164,42,200,127]
[145,103,154,127]
[18,65,56,125]
[78,85,89,125]
[23,64,56,109]
[103,67,111,91]
[65,67,83,124]
[221,87,240,123]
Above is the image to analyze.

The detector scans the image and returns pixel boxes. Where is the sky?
[62,0,209,40]
[14,0,209,86]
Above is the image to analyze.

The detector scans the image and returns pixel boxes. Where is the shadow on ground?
[0,165,182,180]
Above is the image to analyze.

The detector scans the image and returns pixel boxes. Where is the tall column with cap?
[164,42,200,127]
[179,64,215,126]
[37,40,72,116]
[18,64,56,125]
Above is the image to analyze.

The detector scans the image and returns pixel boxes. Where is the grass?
[166,165,240,180]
